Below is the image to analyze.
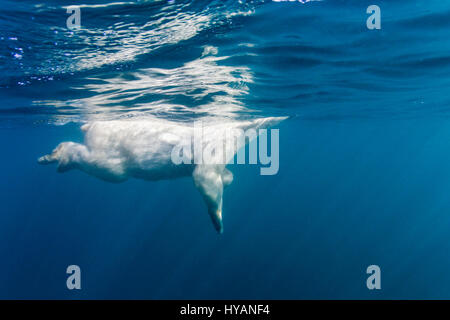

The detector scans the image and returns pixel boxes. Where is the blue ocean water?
[1,0,450,299]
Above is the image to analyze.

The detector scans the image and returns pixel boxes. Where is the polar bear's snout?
[38,143,66,164]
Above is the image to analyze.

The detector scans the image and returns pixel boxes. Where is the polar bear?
[38,116,285,233]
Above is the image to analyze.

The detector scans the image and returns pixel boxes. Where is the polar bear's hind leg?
[192,165,233,234]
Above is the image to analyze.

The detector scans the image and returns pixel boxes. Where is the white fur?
[39,116,285,233]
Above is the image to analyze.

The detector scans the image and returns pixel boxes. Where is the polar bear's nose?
[38,154,56,164]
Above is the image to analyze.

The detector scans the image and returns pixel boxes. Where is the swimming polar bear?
[38,116,286,233]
